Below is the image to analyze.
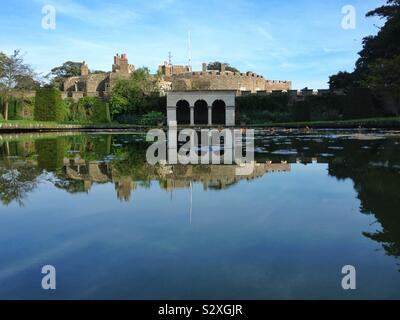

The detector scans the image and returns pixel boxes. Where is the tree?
[356,0,400,73]
[109,68,159,118]
[14,74,40,90]
[357,0,400,109]
[362,54,400,108]
[329,0,400,104]
[0,50,35,120]
[328,71,358,91]
[48,61,83,88]
[207,61,240,73]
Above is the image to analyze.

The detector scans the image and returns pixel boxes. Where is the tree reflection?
[327,138,400,267]
[0,140,41,206]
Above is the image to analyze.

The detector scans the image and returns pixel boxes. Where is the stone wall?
[158,62,192,81]
[62,72,131,101]
[171,71,291,93]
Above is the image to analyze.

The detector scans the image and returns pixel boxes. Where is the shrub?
[113,113,142,124]
[69,97,111,123]
[91,101,111,123]
[140,112,165,126]
[34,87,64,121]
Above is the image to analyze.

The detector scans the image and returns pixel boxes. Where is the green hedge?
[140,111,165,126]
[69,96,111,123]
[236,89,386,124]
[34,88,65,121]
[9,97,35,120]
[236,94,291,124]
[91,99,111,123]
[291,89,383,122]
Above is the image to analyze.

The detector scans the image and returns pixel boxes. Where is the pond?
[0,129,400,299]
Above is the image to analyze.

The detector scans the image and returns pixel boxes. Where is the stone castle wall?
[62,54,134,101]
[158,62,191,80]
[171,71,291,93]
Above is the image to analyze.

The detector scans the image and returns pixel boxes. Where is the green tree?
[356,0,400,73]
[207,61,240,73]
[328,0,400,114]
[48,61,83,88]
[328,71,358,91]
[109,67,159,119]
[0,50,35,120]
[362,55,400,108]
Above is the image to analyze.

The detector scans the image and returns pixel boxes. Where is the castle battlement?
[171,64,292,93]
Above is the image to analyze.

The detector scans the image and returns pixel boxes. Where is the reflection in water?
[1,130,400,298]
[1,133,291,202]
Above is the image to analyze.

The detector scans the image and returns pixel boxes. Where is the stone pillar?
[167,107,177,126]
[190,106,194,126]
[221,63,226,72]
[226,106,235,126]
[208,106,212,126]
[202,63,207,72]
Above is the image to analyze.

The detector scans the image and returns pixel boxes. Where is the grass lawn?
[0,119,133,129]
[1,117,400,131]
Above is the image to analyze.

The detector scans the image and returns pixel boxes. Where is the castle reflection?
[61,155,291,201]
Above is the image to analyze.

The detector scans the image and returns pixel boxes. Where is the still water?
[0,129,400,299]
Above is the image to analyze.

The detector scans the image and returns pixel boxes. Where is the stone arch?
[212,100,226,125]
[176,100,190,125]
[194,100,208,125]
[96,78,107,93]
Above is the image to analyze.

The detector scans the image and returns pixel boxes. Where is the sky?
[0,0,387,89]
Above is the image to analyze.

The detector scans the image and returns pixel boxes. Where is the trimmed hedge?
[34,88,65,121]
[70,96,111,123]
[6,96,35,120]
[236,89,386,124]
[91,99,111,123]
[140,111,165,126]
[291,88,382,122]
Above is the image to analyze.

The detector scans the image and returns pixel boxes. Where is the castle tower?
[112,53,134,74]
[81,61,89,76]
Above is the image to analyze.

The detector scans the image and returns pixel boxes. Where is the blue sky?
[0,0,386,88]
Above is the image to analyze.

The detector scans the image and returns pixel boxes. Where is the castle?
[62,54,292,101]
[61,53,135,101]
[169,62,291,93]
